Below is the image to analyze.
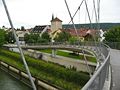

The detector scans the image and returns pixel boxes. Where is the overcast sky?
[0,0,120,28]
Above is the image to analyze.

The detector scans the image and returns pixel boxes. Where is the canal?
[0,69,32,90]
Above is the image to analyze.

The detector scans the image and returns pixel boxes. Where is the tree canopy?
[104,26,120,42]
[0,29,6,47]
[24,32,51,44]
[5,31,15,43]
[54,31,71,42]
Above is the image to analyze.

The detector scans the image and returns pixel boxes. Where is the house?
[16,29,30,44]
[64,28,98,41]
[31,25,50,33]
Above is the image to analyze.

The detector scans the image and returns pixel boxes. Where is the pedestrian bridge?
[4,44,96,54]
[3,43,112,90]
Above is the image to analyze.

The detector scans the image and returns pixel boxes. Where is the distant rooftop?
[32,25,47,33]
[51,17,62,22]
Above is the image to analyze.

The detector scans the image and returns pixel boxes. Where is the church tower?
[51,15,62,31]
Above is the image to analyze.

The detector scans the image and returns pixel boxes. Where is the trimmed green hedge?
[0,49,90,90]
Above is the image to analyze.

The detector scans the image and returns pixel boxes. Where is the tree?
[104,26,120,42]
[0,29,6,47]
[24,33,38,43]
[55,31,71,42]
[5,31,15,43]
[69,36,79,44]
[24,33,29,43]
[41,32,51,42]
[104,26,120,49]
[24,33,50,44]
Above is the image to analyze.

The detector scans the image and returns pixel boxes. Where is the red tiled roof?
[65,28,97,37]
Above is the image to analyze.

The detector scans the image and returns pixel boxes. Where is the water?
[0,69,32,90]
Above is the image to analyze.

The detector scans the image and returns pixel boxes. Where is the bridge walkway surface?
[110,49,120,90]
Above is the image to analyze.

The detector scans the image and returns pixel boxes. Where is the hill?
[63,23,120,30]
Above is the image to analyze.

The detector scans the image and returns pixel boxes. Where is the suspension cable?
[84,0,102,74]
[68,0,85,24]
[93,0,98,23]
[84,0,92,28]
[64,0,92,77]
[96,0,105,63]
[97,0,101,30]
[92,0,101,64]
[64,0,79,37]
[84,0,102,65]
[2,0,36,90]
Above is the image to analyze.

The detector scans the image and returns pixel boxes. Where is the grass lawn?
[39,49,97,63]
[0,48,90,90]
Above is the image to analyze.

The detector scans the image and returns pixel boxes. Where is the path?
[110,49,120,90]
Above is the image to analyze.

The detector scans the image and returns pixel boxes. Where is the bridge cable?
[68,0,85,25]
[2,0,37,90]
[84,0,103,66]
[64,0,92,77]
[93,0,102,64]
[96,0,106,63]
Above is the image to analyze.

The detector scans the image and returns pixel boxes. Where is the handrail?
[82,43,111,90]
[3,44,96,57]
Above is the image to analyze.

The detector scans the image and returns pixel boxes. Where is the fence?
[104,42,120,50]
[82,43,111,90]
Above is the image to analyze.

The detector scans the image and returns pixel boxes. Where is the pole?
[2,0,36,90]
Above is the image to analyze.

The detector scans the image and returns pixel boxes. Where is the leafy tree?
[24,33,29,43]
[5,31,15,43]
[104,26,120,49]
[24,33,50,44]
[41,32,51,42]
[0,29,6,47]
[104,26,120,42]
[24,33,38,43]
[55,31,71,42]
[69,36,79,44]
[37,37,48,43]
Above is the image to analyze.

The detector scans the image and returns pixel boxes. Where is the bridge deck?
[110,49,120,90]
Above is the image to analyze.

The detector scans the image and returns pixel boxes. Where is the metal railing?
[82,43,111,90]
[104,42,120,50]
